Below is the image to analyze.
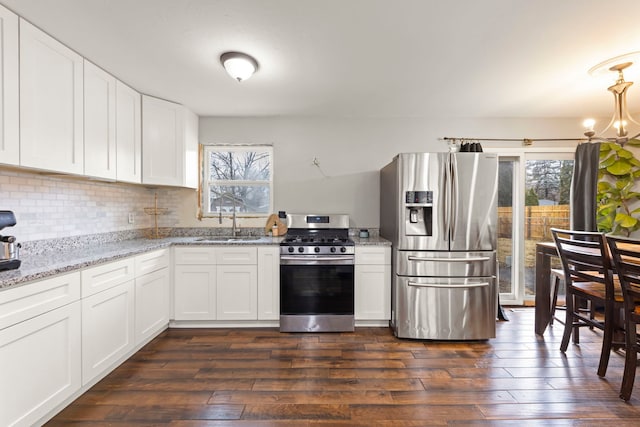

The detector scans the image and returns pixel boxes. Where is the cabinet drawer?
[355,247,391,265]
[216,247,257,265]
[174,246,217,265]
[81,258,135,297]
[0,272,81,330]
[135,249,169,276]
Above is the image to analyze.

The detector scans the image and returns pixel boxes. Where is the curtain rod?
[440,137,588,146]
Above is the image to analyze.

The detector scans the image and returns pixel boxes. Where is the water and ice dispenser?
[404,191,433,236]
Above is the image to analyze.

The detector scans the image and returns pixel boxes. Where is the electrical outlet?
[128,213,135,224]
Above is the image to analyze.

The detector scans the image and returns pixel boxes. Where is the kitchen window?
[200,145,273,218]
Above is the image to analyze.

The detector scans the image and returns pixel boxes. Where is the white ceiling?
[4,0,640,119]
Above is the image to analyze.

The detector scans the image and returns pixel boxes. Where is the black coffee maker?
[0,211,21,271]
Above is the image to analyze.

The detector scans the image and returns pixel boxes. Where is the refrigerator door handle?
[408,281,490,289]
[450,154,458,241]
[443,154,450,241]
[408,256,491,263]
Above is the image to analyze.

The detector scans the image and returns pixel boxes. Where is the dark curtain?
[570,142,600,232]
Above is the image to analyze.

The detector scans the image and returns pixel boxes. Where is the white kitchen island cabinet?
[0,273,82,427]
[115,80,142,184]
[355,246,391,324]
[83,60,117,180]
[142,95,198,188]
[19,19,84,175]
[0,5,19,166]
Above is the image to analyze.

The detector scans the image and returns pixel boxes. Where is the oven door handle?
[280,255,354,264]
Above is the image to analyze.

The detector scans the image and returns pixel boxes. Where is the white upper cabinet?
[142,95,184,187]
[142,95,198,188]
[19,19,84,175]
[0,5,19,166]
[115,81,142,183]
[183,106,199,189]
[84,60,116,180]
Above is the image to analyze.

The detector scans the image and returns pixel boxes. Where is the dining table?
[535,241,559,335]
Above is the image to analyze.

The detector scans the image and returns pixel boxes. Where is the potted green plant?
[597,140,640,236]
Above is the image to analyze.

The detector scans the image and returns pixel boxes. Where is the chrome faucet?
[219,192,239,237]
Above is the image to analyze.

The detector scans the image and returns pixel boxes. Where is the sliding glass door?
[495,149,575,305]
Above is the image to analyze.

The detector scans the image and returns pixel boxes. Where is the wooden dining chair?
[551,228,624,378]
[606,235,640,401]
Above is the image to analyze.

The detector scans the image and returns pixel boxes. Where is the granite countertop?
[0,234,391,291]
[0,236,281,291]
[0,232,391,291]
[350,236,392,246]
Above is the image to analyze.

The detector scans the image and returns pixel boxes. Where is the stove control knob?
[298,247,304,253]
[330,247,337,253]
[288,247,294,253]
[340,246,347,253]
[314,247,320,253]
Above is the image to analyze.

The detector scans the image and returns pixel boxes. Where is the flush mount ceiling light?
[583,51,640,144]
[220,52,259,82]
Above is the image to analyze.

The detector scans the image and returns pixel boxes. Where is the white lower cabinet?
[216,265,257,320]
[257,246,280,320]
[81,280,135,385]
[355,246,391,322]
[135,267,170,343]
[174,245,279,322]
[174,264,217,320]
[0,300,81,427]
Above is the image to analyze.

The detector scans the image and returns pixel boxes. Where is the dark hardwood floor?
[46,308,640,426]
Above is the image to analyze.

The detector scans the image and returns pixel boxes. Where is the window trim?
[198,144,274,219]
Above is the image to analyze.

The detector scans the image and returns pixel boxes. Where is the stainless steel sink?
[196,236,263,243]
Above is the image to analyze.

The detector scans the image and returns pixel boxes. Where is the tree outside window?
[202,146,273,217]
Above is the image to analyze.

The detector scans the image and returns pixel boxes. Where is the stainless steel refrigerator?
[380,152,498,340]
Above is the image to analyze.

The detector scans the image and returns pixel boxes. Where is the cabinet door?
[81,281,134,385]
[257,246,279,320]
[355,264,391,320]
[0,301,81,427]
[142,95,184,186]
[174,264,217,320]
[135,268,170,344]
[216,265,257,320]
[20,19,84,175]
[84,60,116,179]
[183,106,199,189]
[115,80,142,183]
[0,5,18,166]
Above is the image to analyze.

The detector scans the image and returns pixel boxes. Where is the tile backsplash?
[0,168,185,242]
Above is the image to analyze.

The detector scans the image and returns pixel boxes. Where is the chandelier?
[583,52,640,144]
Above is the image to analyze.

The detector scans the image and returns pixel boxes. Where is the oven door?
[280,255,354,315]
[280,254,354,332]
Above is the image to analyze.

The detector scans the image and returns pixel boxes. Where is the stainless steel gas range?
[279,214,355,332]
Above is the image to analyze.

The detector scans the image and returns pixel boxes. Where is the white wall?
[192,116,583,229]
[1,116,584,242]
